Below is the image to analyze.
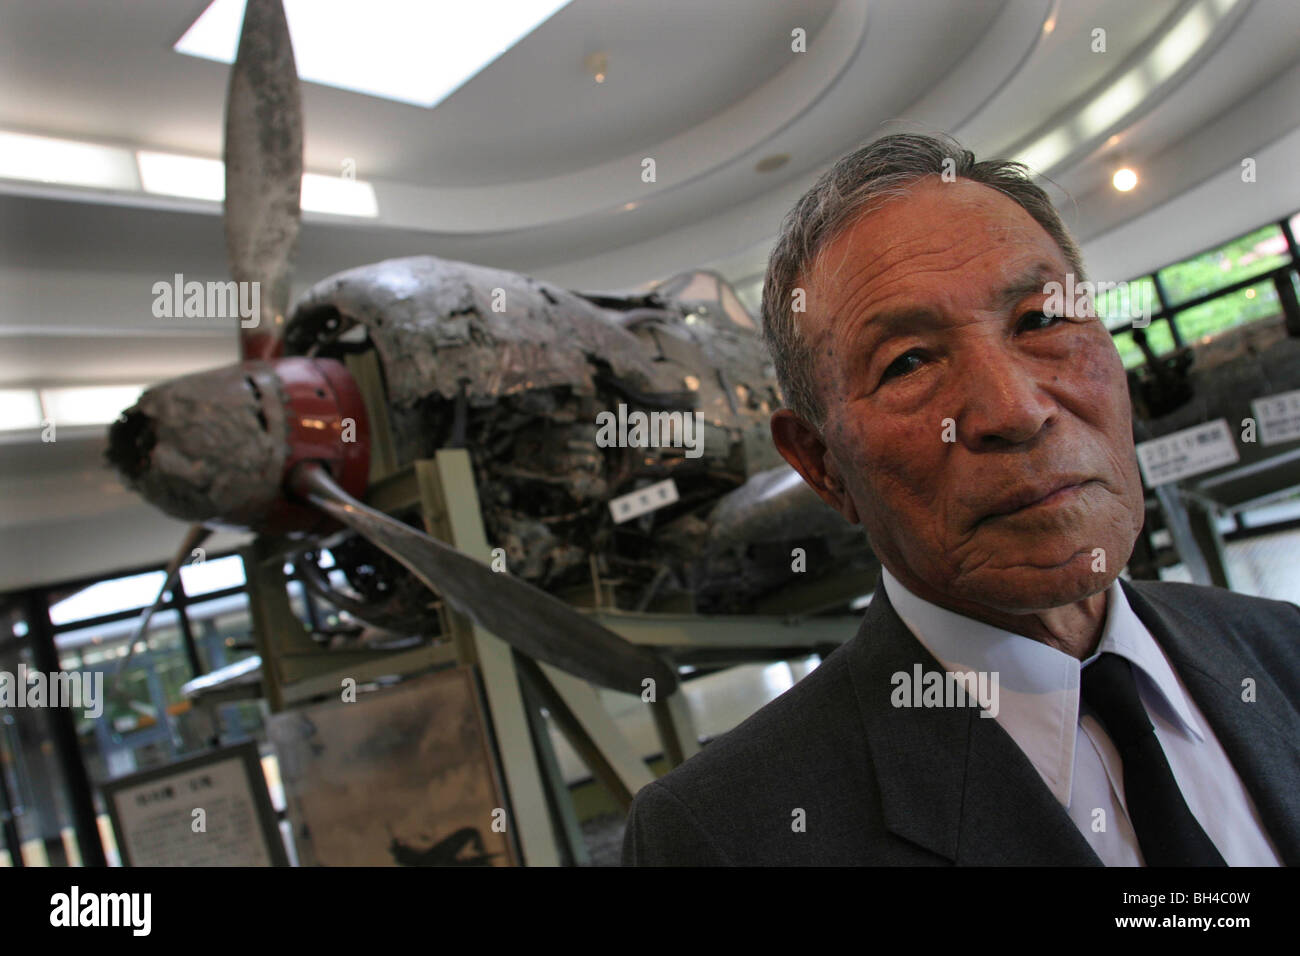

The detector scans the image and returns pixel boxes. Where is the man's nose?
[952,348,1056,448]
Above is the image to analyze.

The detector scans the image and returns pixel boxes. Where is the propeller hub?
[107,357,370,534]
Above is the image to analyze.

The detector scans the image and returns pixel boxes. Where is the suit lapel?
[846,580,1100,865]
[1122,580,1300,864]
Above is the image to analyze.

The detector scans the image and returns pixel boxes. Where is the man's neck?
[885,568,1111,660]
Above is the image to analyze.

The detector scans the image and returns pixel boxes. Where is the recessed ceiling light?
[1112,167,1138,191]
[755,154,790,173]
[42,385,147,427]
[0,389,43,431]
[1012,0,1243,172]
[301,173,379,217]
[175,0,572,108]
[137,150,377,216]
[0,131,138,191]
[137,151,225,201]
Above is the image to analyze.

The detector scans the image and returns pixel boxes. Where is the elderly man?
[621,133,1300,866]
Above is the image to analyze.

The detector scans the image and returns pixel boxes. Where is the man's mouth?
[978,478,1096,524]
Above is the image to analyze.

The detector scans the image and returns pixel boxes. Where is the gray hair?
[760,132,1084,429]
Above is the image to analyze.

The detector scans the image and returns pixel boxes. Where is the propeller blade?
[224,0,302,361]
[112,524,213,692]
[290,463,678,696]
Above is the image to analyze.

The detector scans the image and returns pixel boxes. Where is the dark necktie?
[1081,652,1227,866]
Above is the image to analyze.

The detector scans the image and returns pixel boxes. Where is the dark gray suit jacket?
[621,577,1300,865]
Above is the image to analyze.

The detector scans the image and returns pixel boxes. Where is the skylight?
[175,0,572,109]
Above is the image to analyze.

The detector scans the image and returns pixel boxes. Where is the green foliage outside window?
[1096,276,1159,331]
[1158,224,1289,305]
[1107,219,1296,367]
[1111,320,1176,369]
[1177,281,1281,343]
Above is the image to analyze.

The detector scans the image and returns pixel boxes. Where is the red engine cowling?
[107,356,371,536]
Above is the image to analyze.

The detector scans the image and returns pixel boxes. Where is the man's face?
[775,177,1145,614]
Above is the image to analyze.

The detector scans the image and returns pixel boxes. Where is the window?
[178,554,246,596]
[1157,224,1289,306]
[1106,214,1298,367]
[1177,280,1280,344]
[48,571,167,627]
[1111,321,1176,369]
[1096,276,1159,331]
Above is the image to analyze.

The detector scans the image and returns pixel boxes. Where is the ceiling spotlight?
[1112,167,1138,191]
[585,52,608,84]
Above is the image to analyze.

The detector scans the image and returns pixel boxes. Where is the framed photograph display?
[268,666,516,866]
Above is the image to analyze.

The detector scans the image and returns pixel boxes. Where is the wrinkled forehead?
[799,179,1070,346]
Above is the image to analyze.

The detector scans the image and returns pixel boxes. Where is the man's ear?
[770,408,859,524]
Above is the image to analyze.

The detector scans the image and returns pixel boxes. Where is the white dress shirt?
[880,567,1282,866]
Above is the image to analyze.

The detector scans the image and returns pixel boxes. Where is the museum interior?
[1,0,1299,868]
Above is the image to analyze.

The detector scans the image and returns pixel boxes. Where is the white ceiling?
[1,0,1299,589]
[1,0,843,189]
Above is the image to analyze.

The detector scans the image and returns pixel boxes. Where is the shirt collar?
[1087,581,1206,744]
[878,567,1203,807]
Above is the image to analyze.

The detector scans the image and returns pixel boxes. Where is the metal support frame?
[515,660,591,867]
[368,455,845,843]
[233,453,867,863]
[588,607,857,649]
[416,452,560,865]
[241,538,447,712]
[1152,484,1214,586]
[1186,497,1232,589]
[1273,269,1300,337]
[170,575,205,679]
[651,693,701,767]
[530,659,655,806]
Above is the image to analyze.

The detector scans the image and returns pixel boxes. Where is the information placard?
[101,741,287,867]
[1135,419,1239,487]
[1251,389,1300,446]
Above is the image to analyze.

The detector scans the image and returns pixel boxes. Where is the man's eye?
[1018,310,1062,332]
[881,350,924,382]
